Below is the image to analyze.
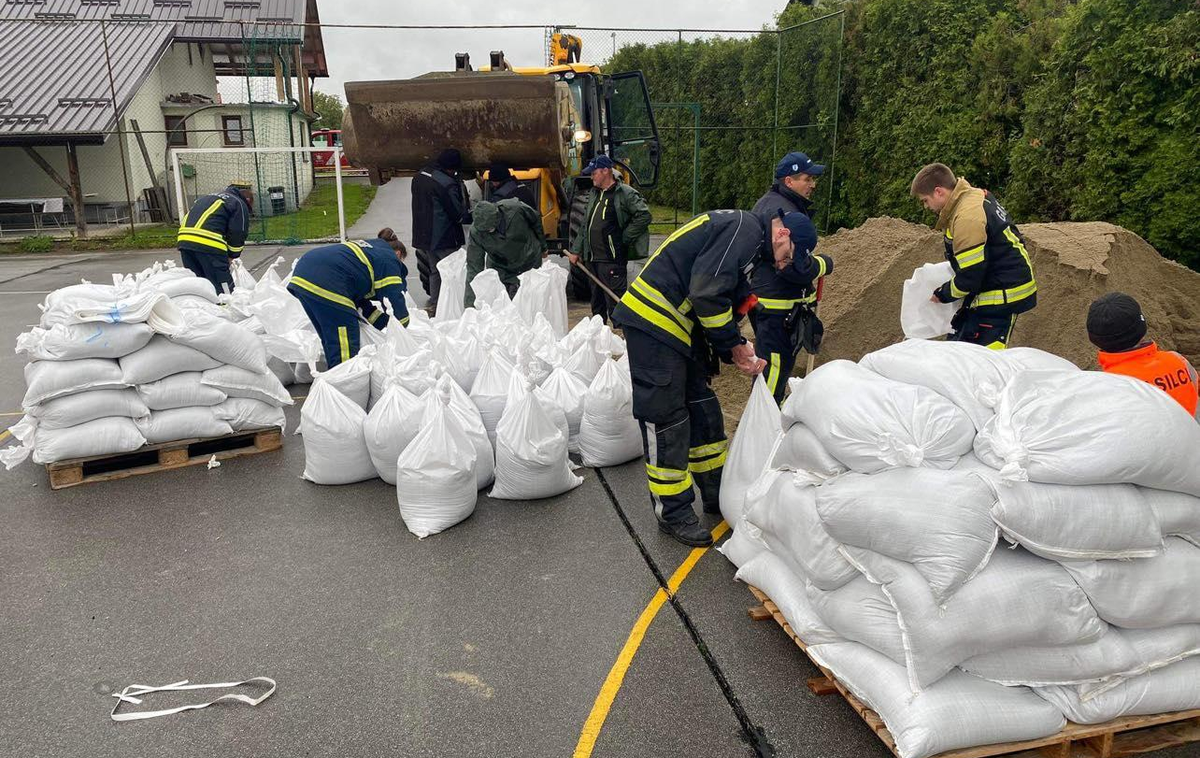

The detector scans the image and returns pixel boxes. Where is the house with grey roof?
[0,0,328,238]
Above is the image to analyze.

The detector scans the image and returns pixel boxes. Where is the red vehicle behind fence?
[311,129,351,171]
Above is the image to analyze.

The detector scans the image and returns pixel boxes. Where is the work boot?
[659,518,714,548]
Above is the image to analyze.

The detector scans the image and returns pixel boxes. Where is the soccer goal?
[170,146,347,245]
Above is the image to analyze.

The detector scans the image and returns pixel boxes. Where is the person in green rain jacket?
[464,198,546,307]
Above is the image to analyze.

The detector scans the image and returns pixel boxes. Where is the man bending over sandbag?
[612,210,809,547]
[287,228,409,368]
[911,163,1037,349]
[464,198,546,307]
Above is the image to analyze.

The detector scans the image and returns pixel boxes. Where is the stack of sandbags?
[3,263,290,469]
[721,339,1200,758]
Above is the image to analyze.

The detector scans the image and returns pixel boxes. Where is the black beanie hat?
[1087,292,1147,352]
[436,148,463,171]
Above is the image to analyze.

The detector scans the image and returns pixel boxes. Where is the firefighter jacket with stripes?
[177,186,250,258]
[288,239,409,327]
[748,212,832,312]
[612,210,763,358]
[933,179,1037,316]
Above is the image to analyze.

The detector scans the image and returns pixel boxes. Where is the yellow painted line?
[0,411,24,417]
[0,429,11,443]
[573,519,730,758]
[291,394,307,401]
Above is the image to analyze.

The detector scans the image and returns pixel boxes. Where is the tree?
[312,91,344,131]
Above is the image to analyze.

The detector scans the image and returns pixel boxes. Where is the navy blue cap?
[774,151,825,179]
[777,209,818,256]
[582,154,615,175]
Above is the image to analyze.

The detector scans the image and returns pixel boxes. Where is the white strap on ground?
[110,677,276,722]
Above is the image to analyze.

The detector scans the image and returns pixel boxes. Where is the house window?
[222,115,247,146]
[164,115,187,147]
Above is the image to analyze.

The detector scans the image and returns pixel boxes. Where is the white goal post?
[170,146,346,243]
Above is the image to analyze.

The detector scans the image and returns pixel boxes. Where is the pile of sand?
[817,218,1200,369]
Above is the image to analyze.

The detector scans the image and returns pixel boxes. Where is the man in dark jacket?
[568,155,652,323]
[411,148,470,310]
[486,162,537,210]
[464,198,546,307]
[752,151,824,220]
[177,181,253,294]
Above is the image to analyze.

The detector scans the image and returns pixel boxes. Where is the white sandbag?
[742,469,858,591]
[136,407,232,444]
[393,348,440,396]
[292,361,316,384]
[988,479,1164,561]
[789,360,975,473]
[768,417,848,478]
[842,546,1105,691]
[168,312,269,373]
[808,642,1066,758]
[807,576,906,662]
[975,369,1200,495]
[42,287,183,334]
[23,358,126,407]
[266,356,296,387]
[433,336,475,392]
[900,262,959,340]
[359,321,388,353]
[716,520,769,568]
[362,383,424,484]
[719,376,782,526]
[512,265,552,330]
[396,393,478,538]
[1061,538,1200,629]
[30,417,147,465]
[201,365,293,407]
[1079,625,1200,699]
[469,349,515,443]
[16,322,154,361]
[155,275,219,301]
[578,359,643,468]
[312,352,372,410]
[383,319,424,359]
[1153,491,1200,547]
[212,397,287,432]
[1036,657,1200,724]
[815,468,999,604]
[735,552,842,645]
[434,248,468,321]
[470,268,512,309]
[119,335,220,385]
[564,340,606,385]
[490,387,582,500]
[422,375,494,489]
[230,259,257,291]
[541,260,569,338]
[505,369,568,444]
[29,389,148,430]
[299,379,376,485]
[137,372,228,410]
[535,366,587,453]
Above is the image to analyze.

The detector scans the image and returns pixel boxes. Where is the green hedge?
[615,0,1198,268]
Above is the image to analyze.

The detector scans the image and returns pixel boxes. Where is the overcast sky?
[311,1,790,98]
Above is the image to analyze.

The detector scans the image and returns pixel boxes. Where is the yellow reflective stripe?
[815,255,828,278]
[646,463,689,482]
[955,244,986,268]
[944,229,953,240]
[973,281,1037,307]
[647,214,711,264]
[986,341,1007,351]
[177,234,228,252]
[950,280,970,299]
[679,299,692,315]
[688,440,728,458]
[688,450,727,473]
[1004,227,1037,284]
[346,241,374,279]
[766,353,782,395]
[337,326,350,363]
[698,309,732,329]
[194,198,225,228]
[758,295,815,310]
[631,278,693,332]
[373,276,403,289]
[648,473,694,497]
[399,316,410,326]
[289,276,357,309]
[367,309,385,324]
[179,226,226,242]
[619,290,692,346]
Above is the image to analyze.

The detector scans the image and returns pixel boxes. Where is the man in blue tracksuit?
[287,228,410,368]
[177,182,253,294]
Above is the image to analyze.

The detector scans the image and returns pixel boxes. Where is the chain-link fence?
[0,14,843,249]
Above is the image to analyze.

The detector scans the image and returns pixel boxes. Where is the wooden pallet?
[45,428,283,490]
[746,585,1200,758]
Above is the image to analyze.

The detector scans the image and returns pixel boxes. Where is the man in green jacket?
[568,155,652,323]
[464,198,546,307]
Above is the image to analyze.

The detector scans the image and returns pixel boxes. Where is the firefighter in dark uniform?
[911,163,1037,348]
[748,210,833,405]
[568,155,652,324]
[176,181,253,294]
[412,149,470,311]
[612,210,806,548]
[752,150,824,219]
[287,228,409,368]
[485,162,537,210]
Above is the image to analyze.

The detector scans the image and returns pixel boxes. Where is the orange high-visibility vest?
[1098,342,1198,417]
